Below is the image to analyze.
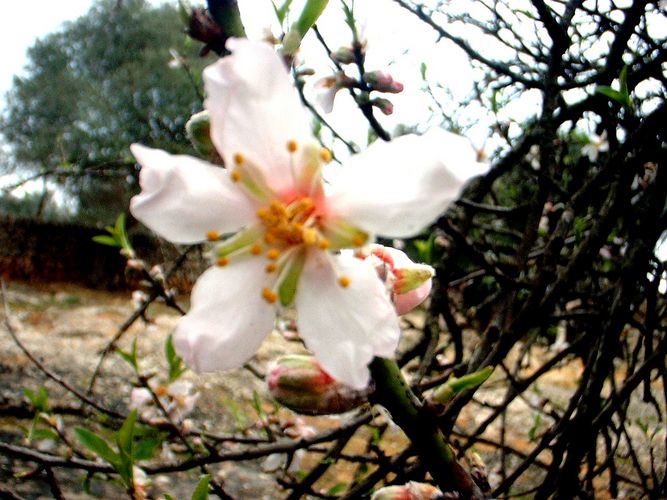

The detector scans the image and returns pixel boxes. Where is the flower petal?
[203,39,312,195]
[295,251,400,389]
[173,258,276,372]
[130,144,257,244]
[326,129,488,238]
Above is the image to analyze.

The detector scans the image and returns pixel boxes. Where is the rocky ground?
[0,280,664,499]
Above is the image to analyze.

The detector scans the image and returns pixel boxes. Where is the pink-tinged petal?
[203,39,312,195]
[394,280,432,315]
[295,251,400,389]
[130,144,257,244]
[173,258,275,372]
[327,129,488,238]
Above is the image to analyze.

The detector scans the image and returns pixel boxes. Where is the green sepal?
[430,366,494,404]
[278,250,306,306]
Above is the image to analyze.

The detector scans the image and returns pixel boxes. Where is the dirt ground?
[0,280,664,499]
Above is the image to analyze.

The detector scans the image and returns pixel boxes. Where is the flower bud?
[371,97,394,115]
[186,111,218,161]
[429,366,494,405]
[331,46,356,65]
[371,481,442,499]
[360,245,434,315]
[364,71,404,94]
[267,355,368,415]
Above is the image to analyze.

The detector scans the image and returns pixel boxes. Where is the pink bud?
[370,481,442,499]
[371,97,394,115]
[360,245,434,315]
[267,355,368,415]
[364,71,404,93]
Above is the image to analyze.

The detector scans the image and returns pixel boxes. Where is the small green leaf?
[528,413,542,442]
[74,428,119,465]
[328,483,348,495]
[272,0,293,24]
[116,409,138,456]
[419,62,427,81]
[132,437,162,461]
[192,474,211,500]
[293,0,329,37]
[117,338,139,371]
[92,235,120,247]
[24,386,49,412]
[166,335,187,383]
[29,427,59,442]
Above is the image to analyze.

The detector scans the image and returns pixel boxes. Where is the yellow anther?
[216,257,230,267]
[257,207,270,219]
[319,148,332,162]
[302,228,318,245]
[318,239,331,250]
[264,233,276,244]
[262,287,278,304]
[266,248,281,260]
[206,230,220,241]
[352,233,367,247]
[250,243,262,255]
[270,200,287,215]
[155,385,168,397]
[339,276,351,288]
[231,169,241,182]
[265,263,277,273]
[287,140,298,153]
[233,153,245,165]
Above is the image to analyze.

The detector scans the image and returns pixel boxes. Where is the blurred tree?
[0,0,208,225]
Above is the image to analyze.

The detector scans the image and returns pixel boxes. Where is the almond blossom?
[129,39,485,389]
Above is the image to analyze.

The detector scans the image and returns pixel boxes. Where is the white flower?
[129,39,485,389]
[581,131,609,162]
[129,380,199,423]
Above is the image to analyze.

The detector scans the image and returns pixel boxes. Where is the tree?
[1,0,209,224]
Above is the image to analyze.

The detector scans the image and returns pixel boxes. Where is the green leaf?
[419,62,427,81]
[328,483,348,495]
[29,427,59,442]
[192,474,211,500]
[117,338,139,371]
[116,409,138,456]
[132,437,162,461]
[24,386,49,412]
[272,0,293,24]
[92,235,120,247]
[528,413,542,442]
[166,335,187,383]
[74,427,119,465]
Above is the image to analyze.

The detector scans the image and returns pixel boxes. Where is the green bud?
[430,366,494,404]
[267,355,368,415]
[331,47,355,65]
[186,111,217,160]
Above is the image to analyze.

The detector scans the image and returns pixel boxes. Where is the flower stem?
[369,357,483,499]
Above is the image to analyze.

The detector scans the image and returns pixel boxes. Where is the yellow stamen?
[287,140,298,153]
[262,287,278,303]
[231,169,241,182]
[319,148,332,162]
[264,233,276,244]
[206,230,220,241]
[302,228,318,245]
[318,239,331,250]
[250,243,262,255]
[216,257,230,267]
[233,153,245,165]
[339,276,351,288]
[265,263,277,273]
[155,385,168,397]
[257,207,270,219]
[266,248,281,260]
[352,233,367,246]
